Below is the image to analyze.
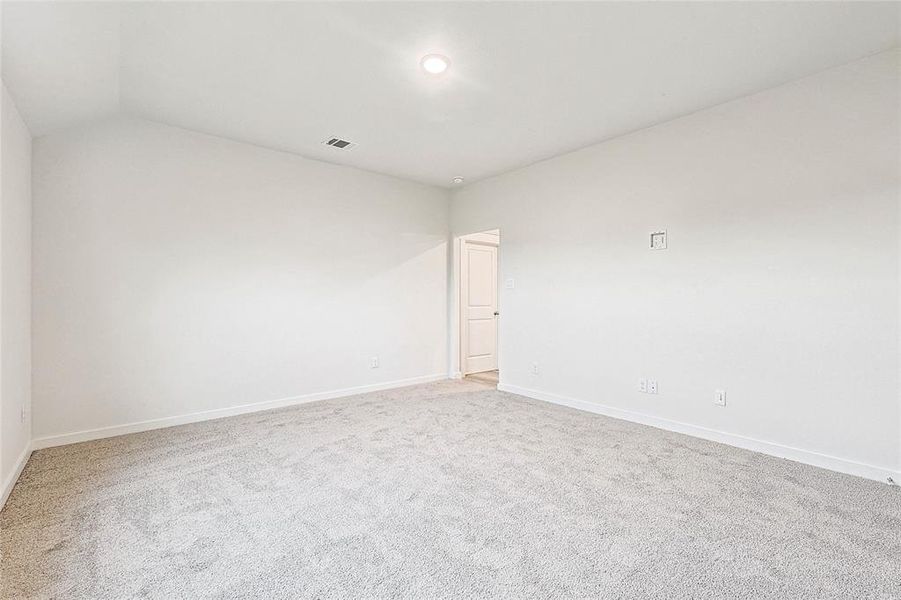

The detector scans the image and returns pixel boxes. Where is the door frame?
[456,229,500,379]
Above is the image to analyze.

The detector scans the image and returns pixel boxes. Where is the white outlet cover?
[650,230,667,250]
[648,380,658,394]
[505,278,515,289]
[370,357,379,368]
[531,362,539,375]
[638,379,648,393]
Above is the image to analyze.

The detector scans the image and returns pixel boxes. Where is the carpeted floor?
[464,370,499,386]
[2,379,899,599]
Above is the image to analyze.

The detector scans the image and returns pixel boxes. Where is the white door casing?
[461,238,498,374]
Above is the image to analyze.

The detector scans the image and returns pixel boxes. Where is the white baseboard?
[498,383,900,485]
[1,443,33,510]
[32,373,448,451]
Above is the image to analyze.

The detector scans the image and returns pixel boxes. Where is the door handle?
[493,311,499,316]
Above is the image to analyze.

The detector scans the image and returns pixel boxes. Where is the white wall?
[451,50,901,479]
[1,82,33,499]
[32,117,449,442]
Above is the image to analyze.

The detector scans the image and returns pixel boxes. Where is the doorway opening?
[458,229,500,387]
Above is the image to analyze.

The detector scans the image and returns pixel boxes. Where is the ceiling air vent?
[322,136,357,150]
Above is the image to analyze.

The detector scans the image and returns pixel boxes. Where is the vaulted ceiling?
[3,2,898,187]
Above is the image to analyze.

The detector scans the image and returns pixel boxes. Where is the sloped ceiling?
[3,1,898,187]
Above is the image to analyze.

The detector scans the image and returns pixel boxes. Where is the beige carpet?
[464,370,499,386]
[2,379,899,599]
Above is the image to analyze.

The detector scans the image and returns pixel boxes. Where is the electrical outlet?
[531,362,539,375]
[370,356,379,369]
[648,380,658,394]
[638,379,648,393]
[714,389,726,406]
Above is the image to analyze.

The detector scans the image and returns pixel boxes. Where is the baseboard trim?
[1,443,33,510]
[498,383,899,485]
[32,373,449,451]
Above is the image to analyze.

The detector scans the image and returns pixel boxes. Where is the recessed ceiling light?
[452,176,465,185]
[421,54,450,75]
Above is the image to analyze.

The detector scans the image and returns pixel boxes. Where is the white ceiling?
[3,2,898,188]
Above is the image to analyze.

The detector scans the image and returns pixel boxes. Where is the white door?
[461,240,498,374]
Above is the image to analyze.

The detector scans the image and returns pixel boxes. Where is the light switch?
[714,389,726,406]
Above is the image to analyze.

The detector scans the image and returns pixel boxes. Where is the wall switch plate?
[714,389,726,406]
[531,362,539,375]
[648,380,658,394]
[370,356,379,369]
[638,379,648,393]
[650,230,667,250]
[505,278,515,289]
